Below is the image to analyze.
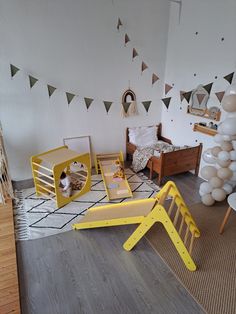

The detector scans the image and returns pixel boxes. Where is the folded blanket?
[132,141,183,173]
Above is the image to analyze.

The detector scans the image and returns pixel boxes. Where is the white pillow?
[129,126,158,147]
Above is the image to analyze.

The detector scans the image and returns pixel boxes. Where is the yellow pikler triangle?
[73,181,200,271]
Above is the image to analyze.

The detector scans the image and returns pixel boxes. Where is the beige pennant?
[141,62,148,73]
[165,83,173,95]
[180,90,186,102]
[215,91,225,103]
[152,73,159,85]
[196,93,205,105]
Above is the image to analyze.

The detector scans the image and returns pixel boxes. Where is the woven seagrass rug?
[146,201,236,314]
[14,169,160,240]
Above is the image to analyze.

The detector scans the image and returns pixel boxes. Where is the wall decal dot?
[215,76,218,79]
[195,139,198,142]
[172,83,175,86]
[195,32,198,35]
[221,37,224,41]
[194,73,197,77]
[180,107,182,110]
[171,119,174,122]
[190,122,193,125]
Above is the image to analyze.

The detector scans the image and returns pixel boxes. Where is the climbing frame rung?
[37,184,56,195]
[35,177,55,189]
[33,169,55,181]
[32,162,53,173]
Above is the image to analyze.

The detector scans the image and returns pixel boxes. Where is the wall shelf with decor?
[193,123,217,136]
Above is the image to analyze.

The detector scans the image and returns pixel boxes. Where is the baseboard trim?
[12,178,34,190]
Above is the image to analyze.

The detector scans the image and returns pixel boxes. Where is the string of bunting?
[116,16,235,109]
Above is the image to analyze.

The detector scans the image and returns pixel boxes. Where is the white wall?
[162,0,236,172]
[0,0,170,180]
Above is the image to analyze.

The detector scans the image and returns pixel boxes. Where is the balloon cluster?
[199,83,236,206]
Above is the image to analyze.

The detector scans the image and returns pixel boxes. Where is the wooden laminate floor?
[17,172,205,314]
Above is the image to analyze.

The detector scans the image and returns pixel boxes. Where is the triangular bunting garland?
[66,92,76,105]
[142,101,152,113]
[224,72,234,84]
[180,90,186,102]
[141,62,148,73]
[161,97,171,109]
[125,34,130,46]
[29,75,38,88]
[122,102,131,114]
[196,93,205,105]
[117,18,123,30]
[215,91,225,103]
[152,73,159,85]
[84,97,94,110]
[182,91,192,103]
[47,85,56,98]
[103,101,113,113]
[203,82,213,94]
[165,83,173,95]
[10,64,20,78]
[132,48,138,61]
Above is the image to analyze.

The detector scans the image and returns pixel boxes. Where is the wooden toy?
[31,146,91,208]
[95,151,132,200]
[73,181,200,271]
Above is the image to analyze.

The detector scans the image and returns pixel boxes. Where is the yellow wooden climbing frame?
[31,146,91,209]
[73,181,200,271]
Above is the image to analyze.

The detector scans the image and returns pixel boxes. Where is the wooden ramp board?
[73,198,156,229]
[99,160,132,200]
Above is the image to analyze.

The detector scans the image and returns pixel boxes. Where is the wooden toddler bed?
[126,124,202,186]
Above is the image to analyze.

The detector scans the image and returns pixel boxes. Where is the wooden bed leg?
[149,161,153,180]
[195,143,203,176]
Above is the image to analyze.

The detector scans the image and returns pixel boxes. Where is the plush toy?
[113,160,125,179]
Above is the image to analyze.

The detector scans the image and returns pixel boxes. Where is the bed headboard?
[126,123,172,145]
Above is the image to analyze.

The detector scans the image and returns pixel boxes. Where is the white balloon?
[200,166,217,180]
[221,141,233,152]
[222,135,232,141]
[218,150,230,161]
[230,150,236,160]
[222,183,233,195]
[209,176,224,188]
[217,167,233,180]
[229,161,236,172]
[217,123,224,134]
[199,189,206,197]
[214,134,224,143]
[200,182,213,194]
[230,171,236,181]
[201,194,215,206]
[211,146,222,157]
[232,140,236,150]
[221,118,236,135]
[227,112,236,118]
[222,94,236,112]
[212,188,226,201]
[202,149,216,164]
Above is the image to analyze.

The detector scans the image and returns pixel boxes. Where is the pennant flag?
[196,93,205,105]
[117,18,123,30]
[152,73,159,85]
[182,91,192,103]
[84,97,94,110]
[224,72,234,84]
[215,91,225,103]
[66,92,76,105]
[10,64,20,78]
[132,48,138,60]
[142,101,152,113]
[180,90,186,102]
[125,34,130,46]
[29,75,38,88]
[141,62,148,73]
[103,101,113,113]
[165,83,173,95]
[47,85,56,98]
[203,82,213,94]
[122,102,131,114]
[161,97,171,109]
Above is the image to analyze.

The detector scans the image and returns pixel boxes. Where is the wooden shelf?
[193,123,217,136]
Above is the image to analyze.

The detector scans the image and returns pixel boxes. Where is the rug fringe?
[13,190,29,241]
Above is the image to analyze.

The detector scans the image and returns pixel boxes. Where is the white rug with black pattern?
[14,169,160,240]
